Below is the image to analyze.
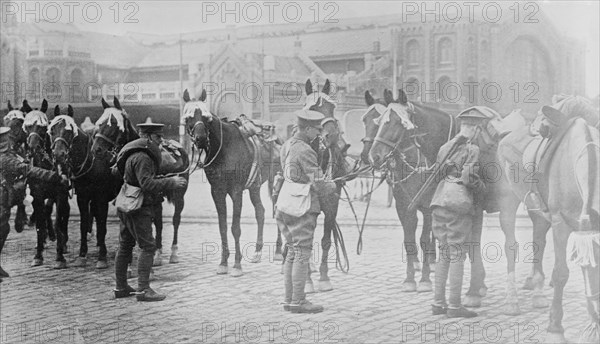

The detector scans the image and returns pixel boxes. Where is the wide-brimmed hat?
[295,109,325,129]
[137,117,164,134]
[457,106,498,120]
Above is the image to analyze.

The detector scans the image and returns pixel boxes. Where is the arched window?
[406,40,421,66]
[70,69,83,101]
[438,38,453,65]
[46,67,61,84]
[29,68,40,85]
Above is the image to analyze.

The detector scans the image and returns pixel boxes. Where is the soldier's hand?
[172,176,187,189]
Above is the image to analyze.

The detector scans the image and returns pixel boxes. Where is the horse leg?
[398,206,418,292]
[248,187,264,263]
[169,194,184,264]
[93,199,109,269]
[500,194,521,315]
[274,227,284,261]
[53,194,69,269]
[229,188,243,277]
[318,202,335,292]
[44,198,55,242]
[529,212,551,308]
[546,215,571,343]
[417,208,433,292]
[31,197,45,266]
[152,202,164,266]
[14,204,26,233]
[464,209,487,307]
[73,195,90,267]
[212,187,229,274]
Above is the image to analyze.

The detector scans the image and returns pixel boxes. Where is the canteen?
[23,187,33,207]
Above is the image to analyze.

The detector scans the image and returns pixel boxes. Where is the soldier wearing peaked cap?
[112,118,187,301]
[275,109,337,314]
[0,127,67,281]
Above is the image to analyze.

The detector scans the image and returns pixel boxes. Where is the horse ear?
[398,89,408,105]
[40,99,48,113]
[113,96,122,110]
[54,105,61,116]
[22,100,32,113]
[199,89,207,102]
[322,79,331,95]
[383,89,394,105]
[7,100,13,111]
[101,98,110,109]
[183,89,191,102]
[305,79,313,95]
[365,91,375,106]
[67,105,74,117]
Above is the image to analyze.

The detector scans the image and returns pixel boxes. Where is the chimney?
[364,53,374,71]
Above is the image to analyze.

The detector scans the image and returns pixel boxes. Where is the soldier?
[430,110,488,318]
[112,121,187,302]
[0,127,66,280]
[4,105,29,232]
[276,109,338,314]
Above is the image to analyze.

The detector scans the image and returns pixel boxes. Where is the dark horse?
[4,100,30,233]
[23,100,70,269]
[71,97,139,269]
[152,133,190,266]
[368,90,464,293]
[183,89,280,277]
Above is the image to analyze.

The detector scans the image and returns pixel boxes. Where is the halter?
[187,117,223,171]
[51,130,95,181]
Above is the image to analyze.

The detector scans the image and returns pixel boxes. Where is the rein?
[188,118,224,171]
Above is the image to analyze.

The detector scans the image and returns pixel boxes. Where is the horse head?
[3,100,27,147]
[369,89,417,168]
[182,88,212,150]
[304,79,336,118]
[22,99,51,160]
[48,105,79,166]
[93,97,138,163]
[360,90,390,164]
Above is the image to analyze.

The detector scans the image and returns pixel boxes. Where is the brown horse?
[183,89,281,277]
[498,98,599,343]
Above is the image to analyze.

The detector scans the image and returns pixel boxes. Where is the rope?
[332,220,349,273]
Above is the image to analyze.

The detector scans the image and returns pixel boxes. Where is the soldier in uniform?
[4,106,29,232]
[112,121,187,302]
[276,109,338,313]
[0,127,66,280]
[430,110,488,318]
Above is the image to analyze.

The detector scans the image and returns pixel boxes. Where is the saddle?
[231,115,282,188]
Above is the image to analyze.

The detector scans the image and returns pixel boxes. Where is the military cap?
[321,117,336,127]
[137,117,164,134]
[541,105,567,127]
[457,106,498,120]
[295,109,325,129]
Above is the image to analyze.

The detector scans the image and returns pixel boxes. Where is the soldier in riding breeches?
[0,127,65,280]
[431,111,487,318]
[276,109,337,314]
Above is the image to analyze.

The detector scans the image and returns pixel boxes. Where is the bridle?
[92,124,127,165]
[51,127,95,182]
[186,116,223,172]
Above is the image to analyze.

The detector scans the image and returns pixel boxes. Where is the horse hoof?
[153,250,162,266]
[503,302,521,315]
[479,287,488,297]
[96,260,108,269]
[31,258,43,267]
[248,251,261,264]
[273,253,284,262]
[72,257,87,267]
[53,260,67,269]
[305,281,315,294]
[402,281,417,292]
[417,281,432,293]
[532,294,549,308]
[231,268,243,277]
[318,280,333,292]
[545,332,567,344]
[464,295,482,308]
[522,276,535,290]
[169,254,179,264]
[216,265,228,275]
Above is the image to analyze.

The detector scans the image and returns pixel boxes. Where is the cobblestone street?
[0,175,591,343]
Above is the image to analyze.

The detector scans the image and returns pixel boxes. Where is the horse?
[22,100,70,269]
[497,97,599,343]
[151,133,190,266]
[368,90,469,294]
[182,89,281,277]
[4,100,30,233]
[71,97,139,269]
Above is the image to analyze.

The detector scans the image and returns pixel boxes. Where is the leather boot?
[137,250,154,290]
[283,245,294,310]
[136,287,166,302]
[448,259,465,309]
[290,299,324,314]
[291,246,311,304]
[115,246,132,290]
[447,306,478,318]
[113,285,137,298]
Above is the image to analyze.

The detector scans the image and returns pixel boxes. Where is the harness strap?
[94,133,117,147]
